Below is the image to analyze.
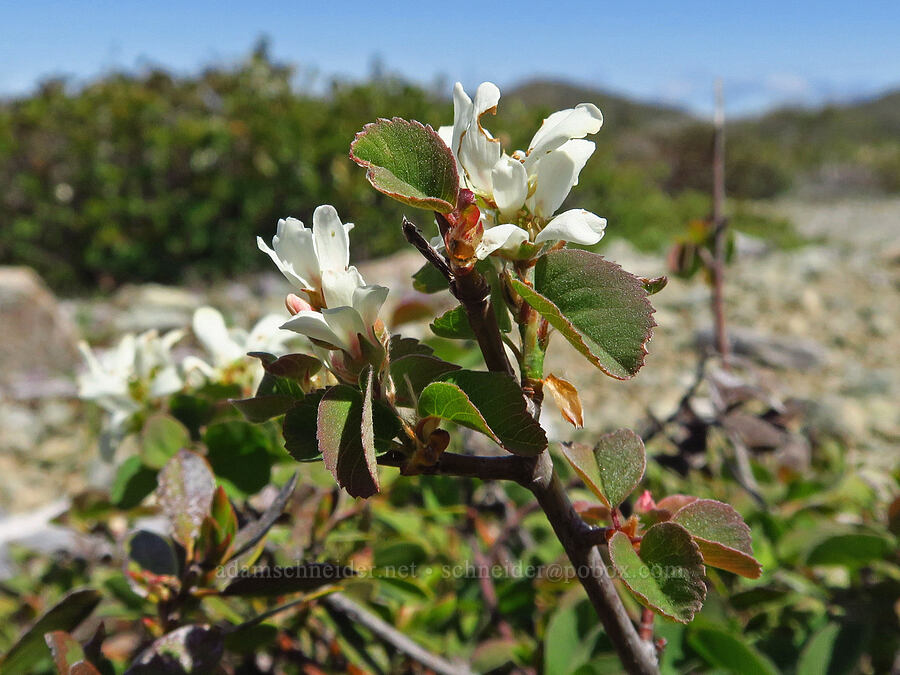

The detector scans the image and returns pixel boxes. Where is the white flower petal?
[449,82,474,159]
[181,355,216,378]
[312,205,350,273]
[193,306,244,366]
[491,155,528,219]
[273,217,319,288]
[437,125,454,150]
[322,306,367,353]
[150,365,183,398]
[475,224,530,259]
[246,314,299,354]
[281,311,347,350]
[535,209,607,245]
[322,266,365,309]
[352,285,389,328]
[458,82,502,197]
[529,139,595,218]
[526,104,603,168]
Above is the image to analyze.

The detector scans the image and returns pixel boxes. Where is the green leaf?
[671,499,762,579]
[608,523,706,623]
[687,626,778,675]
[282,391,325,461]
[417,370,547,456]
[229,473,297,561]
[110,456,158,509]
[210,486,237,540]
[221,563,354,597]
[797,622,841,675]
[805,533,893,568]
[156,450,216,552]
[126,624,223,674]
[560,429,646,509]
[388,334,434,359]
[317,385,379,498]
[1,589,101,674]
[350,117,459,212]
[511,249,655,379]
[430,305,476,340]
[168,394,215,438]
[223,623,278,655]
[389,354,460,407]
[230,395,294,423]
[204,421,272,495]
[429,295,511,341]
[412,261,450,294]
[141,415,191,470]
[125,530,180,577]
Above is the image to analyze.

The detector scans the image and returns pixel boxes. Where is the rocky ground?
[1,198,898,514]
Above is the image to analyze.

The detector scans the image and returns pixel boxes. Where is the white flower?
[77,329,185,439]
[257,205,364,308]
[281,285,388,355]
[183,306,302,383]
[439,82,607,257]
[258,204,389,362]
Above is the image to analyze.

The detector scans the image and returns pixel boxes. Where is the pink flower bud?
[635,490,656,514]
[285,293,313,315]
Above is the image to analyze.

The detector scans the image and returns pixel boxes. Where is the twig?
[711,79,730,368]
[323,592,476,675]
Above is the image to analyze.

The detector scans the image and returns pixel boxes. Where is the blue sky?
[1,0,898,116]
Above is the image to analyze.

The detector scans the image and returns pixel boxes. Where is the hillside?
[504,78,692,131]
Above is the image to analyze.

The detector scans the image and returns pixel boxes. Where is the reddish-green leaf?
[609,523,706,623]
[672,499,761,579]
[222,563,354,597]
[157,450,216,552]
[125,530,179,579]
[511,250,655,379]
[45,631,101,675]
[317,385,379,498]
[1,589,101,674]
[259,353,322,382]
[561,429,646,509]
[350,117,459,212]
[417,370,547,456]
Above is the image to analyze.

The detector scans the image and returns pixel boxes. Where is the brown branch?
[403,216,514,377]
[526,453,659,675]
[323,592,475,675]
[379,449,659,675]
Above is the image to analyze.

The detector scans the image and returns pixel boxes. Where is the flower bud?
[285,293,313,315]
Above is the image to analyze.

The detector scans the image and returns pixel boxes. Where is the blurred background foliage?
[2,42,898,292]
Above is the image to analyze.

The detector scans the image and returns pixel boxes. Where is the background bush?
[1,44,897,292]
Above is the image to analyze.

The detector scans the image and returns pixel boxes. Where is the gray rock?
[112,283,202,333]
[0,267,81,395]
[696,326,826,370]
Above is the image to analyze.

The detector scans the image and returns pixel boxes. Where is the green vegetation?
[1,45,896,293]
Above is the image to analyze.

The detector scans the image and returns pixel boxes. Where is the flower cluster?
[438,82,607,259]
[257,205,388,381]
[78,306,297,452]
